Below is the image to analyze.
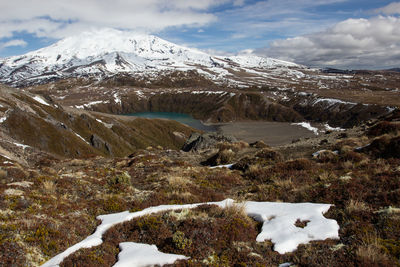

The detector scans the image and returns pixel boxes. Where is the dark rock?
[182,132,237,152]
[320,139,329,145]
[90,134,112,155]
[231,156,253,172]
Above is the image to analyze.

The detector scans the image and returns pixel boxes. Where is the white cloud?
[233,0,246,6]
[210,0,345,45]
[0,39,27,49]
[375,2,400,15]
[0,39,28,49]
[258,15,400,69]
[238,49,254,55]
[0,0,241,39]
[200,48,234,57]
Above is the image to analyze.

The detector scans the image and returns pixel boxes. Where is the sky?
[0,0,399,69]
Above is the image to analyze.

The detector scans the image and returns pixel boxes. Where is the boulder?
[182,132,237,152]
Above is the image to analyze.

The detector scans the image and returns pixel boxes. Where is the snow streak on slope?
[0,28,304,86]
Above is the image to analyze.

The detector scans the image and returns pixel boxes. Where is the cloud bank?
[258,2,400,69]
[0,0,237,39]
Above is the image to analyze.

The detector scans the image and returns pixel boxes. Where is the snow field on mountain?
[42,199,339,267]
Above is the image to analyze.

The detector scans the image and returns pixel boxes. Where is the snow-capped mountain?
[0,28,304,86]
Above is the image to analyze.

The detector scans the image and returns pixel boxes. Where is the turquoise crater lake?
[126,112,217,132]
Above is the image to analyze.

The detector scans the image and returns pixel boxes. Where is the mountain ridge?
[0,28,303,87]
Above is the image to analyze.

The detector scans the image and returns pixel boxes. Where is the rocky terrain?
[0,28,399,267]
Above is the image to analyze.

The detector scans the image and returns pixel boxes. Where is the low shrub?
[107,171,131,188]
[203,149,236,166]
[277,158,313,171]
[368,121,400,137]
[315,150,339,163]
[255,148,283,162]
[363,135,400,159]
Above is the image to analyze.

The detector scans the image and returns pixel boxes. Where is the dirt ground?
[214,121,316,146]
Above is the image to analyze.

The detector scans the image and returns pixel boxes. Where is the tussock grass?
[346,199,371,213]
[356,232,391,265]
[42,180,56,194]
[167,175,192,188]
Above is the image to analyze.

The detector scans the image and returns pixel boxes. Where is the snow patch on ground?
[73,132,89,145]
[190,90,227,95]
[0,153,11,160]
[113,242,189,267]
[0,116,7,123]
[324,124,345,131]
[292,122,319,135]
[209,164,234,169]
[13,142,30,150]
[313,98,356,106]
[33,95,51,106]
[113,93,121,105]
[386,106,396,113]
[95,118,113,129]
[134,90,145,98]
[245,201,338,254]
[75,100,106,109]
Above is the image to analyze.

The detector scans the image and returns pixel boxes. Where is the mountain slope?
[0,84,196,164]
[0,28,303,87]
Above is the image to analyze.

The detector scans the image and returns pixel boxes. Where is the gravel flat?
[215,121,316,146]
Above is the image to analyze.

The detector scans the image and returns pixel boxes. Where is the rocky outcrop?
[182,132,237,152]
[90,134,112,154]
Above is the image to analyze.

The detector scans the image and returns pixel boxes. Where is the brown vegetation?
[0,94,399,266]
